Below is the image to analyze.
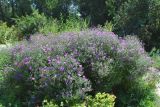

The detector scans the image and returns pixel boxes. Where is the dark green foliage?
[0,0,32,24]
[14,9,47,39]
[150,48,160,69]
[77,0,108,25]
[0,0,72,25]
[76,0,128,26]
[33,0,72,19]
[114,0,160,51]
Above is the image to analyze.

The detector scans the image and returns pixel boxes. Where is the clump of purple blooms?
[3,28,152,104]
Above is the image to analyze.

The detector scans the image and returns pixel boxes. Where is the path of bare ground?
[149,67,160,106]
[0,44,12,51]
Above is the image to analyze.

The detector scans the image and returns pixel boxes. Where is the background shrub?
[59,15,89,32]
[150,48,160,69]
[15,12,89,38]
[14,9,47,40]
[0,49,11,71]
[38,19,59,35]
[0,22,18,44]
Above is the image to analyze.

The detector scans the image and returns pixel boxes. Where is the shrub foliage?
[0,22,18,44]
[0,29,156,106]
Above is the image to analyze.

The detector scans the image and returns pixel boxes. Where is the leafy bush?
[0,49,11,90]
[0,49,13,106]
[43,93,116,107]
[138,77,158,107]
[0,29,156,106]
[15,9,47,39]
[150,48,160,69]
[103,21,114,32]
[38,19,59,35]
[83,93,115,107]
[59,15,89,32]
[0,49,11,71]
[43,100,59,107]
[0,22,18,44]
[38,15,89,35]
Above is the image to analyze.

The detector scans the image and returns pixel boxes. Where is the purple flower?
[29,66,32,70]
[56,56,61,64]
[139,48,144,53]
[42,46,52,53]
[47,56,52,64]
[59,66,65,72]
[77,65,83,72]
[31,77,35,81]
[119,38,126,44]
[56,60,61,64]
[13,72,24,80]
[40,67,54,71]
[64,52,68,57]
[23,57,31,65]
[83,76,88,81]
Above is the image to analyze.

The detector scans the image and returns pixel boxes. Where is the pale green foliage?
[39,19,59,35]
[139,99,155,107]
[39,15,89,35]
[84,93,116,107]
[0,22,18,44]
[103,21,114,32]
[0,104,4,107]
[43,100,59,107]
[42,93,116,107]
[60,15,89,32]
[72,93,116,107]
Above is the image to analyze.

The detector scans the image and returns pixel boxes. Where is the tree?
[76,0,128,26]
[114,0,160,51]
[0,0,32,24]
[33,0,72,19]
[76,0,108,26]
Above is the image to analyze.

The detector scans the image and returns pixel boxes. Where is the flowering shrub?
[0,28,154,106]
